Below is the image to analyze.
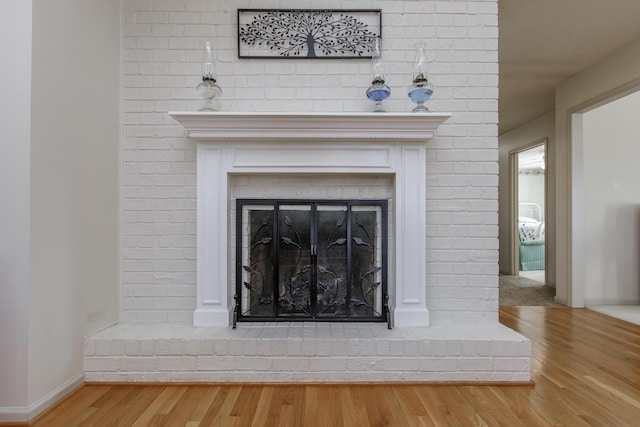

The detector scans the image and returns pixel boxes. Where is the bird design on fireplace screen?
[235,200,389,327]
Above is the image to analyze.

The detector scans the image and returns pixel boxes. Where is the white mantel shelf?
[169,111,451,141]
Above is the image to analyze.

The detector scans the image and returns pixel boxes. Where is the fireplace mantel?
[169,111,451,141]
[169,111,451,328]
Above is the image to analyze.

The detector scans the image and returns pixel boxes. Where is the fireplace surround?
[169,111,451,328]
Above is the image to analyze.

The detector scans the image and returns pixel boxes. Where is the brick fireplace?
[83,112,531,383]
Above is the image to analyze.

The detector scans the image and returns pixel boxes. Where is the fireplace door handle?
[311,244,317,256]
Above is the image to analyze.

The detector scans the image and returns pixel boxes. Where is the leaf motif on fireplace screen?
[353,237,371,247]
[317,265,337,277]
[251,236,272,248]
[281,236,301,248]
[362,266,382,278]
[355,215,372,242]
[350,297,381,316]
[364,281,381,298]
[351,298,366,307]
[242,265,254,273]
[327,238,347,249]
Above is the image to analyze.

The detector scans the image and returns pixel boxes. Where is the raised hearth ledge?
[84,322,531,383]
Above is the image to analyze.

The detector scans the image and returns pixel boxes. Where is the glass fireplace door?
[236,200,387,323]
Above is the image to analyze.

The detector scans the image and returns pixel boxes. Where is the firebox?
[235,199,389,327]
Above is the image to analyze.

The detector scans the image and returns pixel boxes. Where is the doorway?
[510,141,547,285]
[572,89,640,313]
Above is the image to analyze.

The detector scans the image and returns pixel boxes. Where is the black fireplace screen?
[235,199,388,324]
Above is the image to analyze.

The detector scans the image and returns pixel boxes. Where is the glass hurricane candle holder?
[196,41,222,111]
[365,37,390,112]
[407,42,434,112]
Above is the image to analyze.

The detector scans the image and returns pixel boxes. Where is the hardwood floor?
[11,307,640,426]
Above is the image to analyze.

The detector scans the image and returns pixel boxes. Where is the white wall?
[27,0,120,409]
[122,0,500,324]
[498,112,555,279]
[519,171,545,221]
[0,0,124,420]
[582,90,640,305]
[0,0,32,415]
[556,38,640,306]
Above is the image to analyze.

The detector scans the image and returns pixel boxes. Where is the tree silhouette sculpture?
[239,10,379,57]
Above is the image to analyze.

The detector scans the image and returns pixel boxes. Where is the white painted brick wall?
[122,0,499,324]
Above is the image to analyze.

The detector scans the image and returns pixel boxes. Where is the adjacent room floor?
[499,274,559,306]
[518,270,544,283]
[588,304,640,327]
[499,274,640,327]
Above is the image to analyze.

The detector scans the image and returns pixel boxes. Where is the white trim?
[0,407,29,423]
[118,0,125,324]
[570,113,585,307]
[0,373,84,422]
[585,298,640,306]
[554,295,568,305]
[509,139,549,281]
[170,111,451,142]
[508,150,519,276]
[171,112,450,328]
[393,145,429,325]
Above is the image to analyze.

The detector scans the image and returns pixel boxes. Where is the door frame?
[509,138,548,281]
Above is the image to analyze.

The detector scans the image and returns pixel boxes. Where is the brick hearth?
[85,322,530,382]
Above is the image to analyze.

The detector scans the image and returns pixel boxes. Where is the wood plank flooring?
[10,307,640,426]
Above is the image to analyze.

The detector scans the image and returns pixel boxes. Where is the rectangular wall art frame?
[237,9,382,59]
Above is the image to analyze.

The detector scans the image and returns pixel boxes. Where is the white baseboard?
[554,295,568,305]
[585,298,640,306]
[0,406,30,423]
[0,373,84,422]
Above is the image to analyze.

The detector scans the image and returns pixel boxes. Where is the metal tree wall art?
[238,9,382,58]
